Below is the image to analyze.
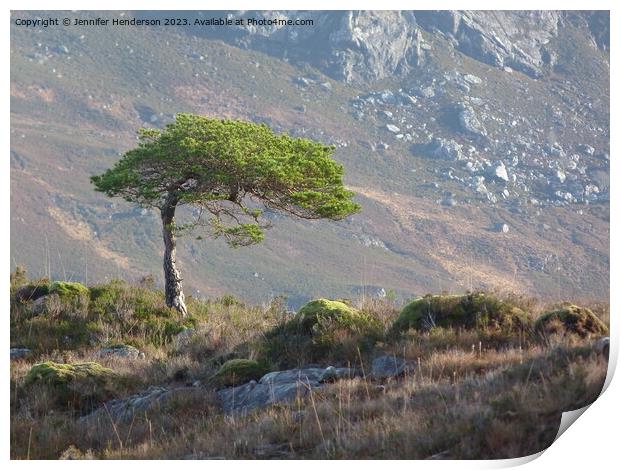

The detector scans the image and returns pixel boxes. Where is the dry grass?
[9,276,610,459]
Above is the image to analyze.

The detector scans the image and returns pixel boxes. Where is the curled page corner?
[554,405,591,442]
[550,334,615,446]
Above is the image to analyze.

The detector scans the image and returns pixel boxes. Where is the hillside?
[9,276,610,459]
[10,11,609,307]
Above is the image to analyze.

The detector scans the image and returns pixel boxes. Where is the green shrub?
[49,282,89,299]
[210,359,270,387]
[392,293,531,334]
[535,305,608,338]
[12,317,102,352]
[219,295,243,307]
[88,280,195,346]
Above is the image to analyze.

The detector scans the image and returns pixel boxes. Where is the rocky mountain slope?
[10,10,609,306]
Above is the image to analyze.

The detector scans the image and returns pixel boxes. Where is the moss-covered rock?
[25,361,114,385]
[296,299,380,338]
[49,282,89,299]
[260,299,382,368]
[210,359,269,387]
[392,293,531,333]
[24,361,117,412]
[535,305,608,338]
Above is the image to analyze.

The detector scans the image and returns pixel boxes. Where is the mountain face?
[10,11,609,307]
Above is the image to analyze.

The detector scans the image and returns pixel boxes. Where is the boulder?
[490,161,509,182]
[81,386,196,425]
[426,138,464,161]
[218,379,313,415]
[458,103,487,137]
[596,337,610,359]
[259,368,325,385]
[218,365,359,414]
[10,348,31,361]
[97,345,143,360]
[371,355,414,380]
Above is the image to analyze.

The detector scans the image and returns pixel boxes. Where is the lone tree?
[92,114,360,316]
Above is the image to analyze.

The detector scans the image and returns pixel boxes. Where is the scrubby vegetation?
[10,269,609,460]
[535,304,609,338]
[260,298,382,368]
[392,293,531,334]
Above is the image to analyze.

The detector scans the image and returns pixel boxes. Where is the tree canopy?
[92,114,361,247]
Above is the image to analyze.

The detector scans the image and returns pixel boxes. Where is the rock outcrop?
[217,366,359,414]
[159,11,608,83]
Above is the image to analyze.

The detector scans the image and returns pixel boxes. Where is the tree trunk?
[161,194,188,317]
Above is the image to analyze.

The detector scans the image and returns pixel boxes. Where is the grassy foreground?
[10,269,609,459]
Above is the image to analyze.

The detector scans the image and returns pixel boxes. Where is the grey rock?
[555,190,576,203]
[32,295,49,316]
[380,90,397,104]
[218,366,359,414]
[400,93,417,105]
[353,233,388,250]
[458,103,487,137]
[419,86,435,98]
[81,386,196,425]
[227,11,421,83]
[259,368,325,385]
[596,337,609,359]
[416,11,561,78]
[427,138,464,161]
[441,196,457,207]
[463,74,482,85]
[97,345,142,360]
[294,76,311,87]
[319,366,359,383]
[555,170,566,183]
[490,161,509,182]
[10,348,31,360]
[580,144,595,155]
[371,355,414,380]
[174,328,197,347]
[218,379,315,415]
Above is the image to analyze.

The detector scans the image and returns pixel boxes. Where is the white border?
[4,1,617,467]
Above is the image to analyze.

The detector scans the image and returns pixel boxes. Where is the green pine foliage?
[91,114,361,247]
